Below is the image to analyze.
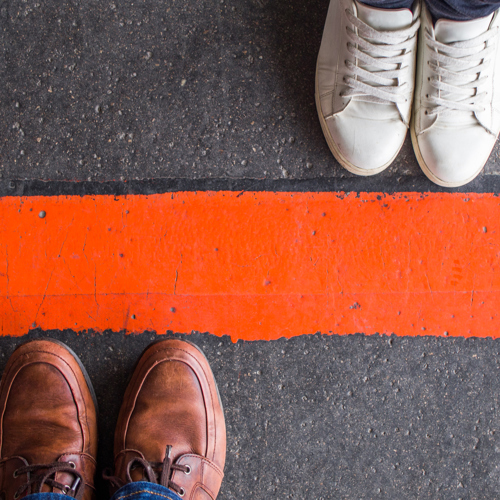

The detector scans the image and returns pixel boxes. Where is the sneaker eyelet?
[184,465,191,475]
[426,94,429,98]
[425,110,428,115]
[178,488,185,497]
[68,462,76,469]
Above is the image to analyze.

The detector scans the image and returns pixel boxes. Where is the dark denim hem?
[110,481,182,500]
[361,0,500,20]
[23,482,182,500]
[24,494,68,500]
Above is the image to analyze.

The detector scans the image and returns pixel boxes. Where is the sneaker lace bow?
[342,8,420,105]
[424,26,499,117]
[13,462,83,500]
[103,446,190,498]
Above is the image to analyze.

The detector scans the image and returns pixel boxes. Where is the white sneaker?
[316,0,420,175]
[411,4,500,187]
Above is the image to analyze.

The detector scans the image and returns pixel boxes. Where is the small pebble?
[38,211,46,218]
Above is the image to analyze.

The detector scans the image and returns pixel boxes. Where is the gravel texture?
[1,0,499,184]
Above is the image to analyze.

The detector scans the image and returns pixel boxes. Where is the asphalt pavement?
[1,0,500,499]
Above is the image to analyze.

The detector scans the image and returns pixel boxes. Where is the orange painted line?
[0,191,499,340]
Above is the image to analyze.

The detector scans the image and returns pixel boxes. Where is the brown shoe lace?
[103,446,190,497]
[13,462,84,500]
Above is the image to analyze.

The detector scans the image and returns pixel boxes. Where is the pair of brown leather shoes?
[0,339,226,500]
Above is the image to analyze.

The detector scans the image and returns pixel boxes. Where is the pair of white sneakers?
[316,0,500,187]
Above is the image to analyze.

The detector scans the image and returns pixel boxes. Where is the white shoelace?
[341,9,420,105]
[424,26,499,117]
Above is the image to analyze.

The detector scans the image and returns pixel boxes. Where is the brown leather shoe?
[0,339,98,500]
[109,339,226,499]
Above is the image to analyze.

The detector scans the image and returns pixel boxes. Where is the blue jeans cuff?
[111,481,182,500]
[24,494,68,500]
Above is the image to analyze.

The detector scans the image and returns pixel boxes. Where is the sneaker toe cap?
[416,126,496,186]
[327,113,407,172]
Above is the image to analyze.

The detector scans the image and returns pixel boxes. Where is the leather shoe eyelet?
[179,488,185,497]
[184,465,191,475]
[68,462,76,469]
[13,492,20,500]
[12,470,18,479]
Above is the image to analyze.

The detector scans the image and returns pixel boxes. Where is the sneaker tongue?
[435,14,493,43]
[355,0,413,31]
